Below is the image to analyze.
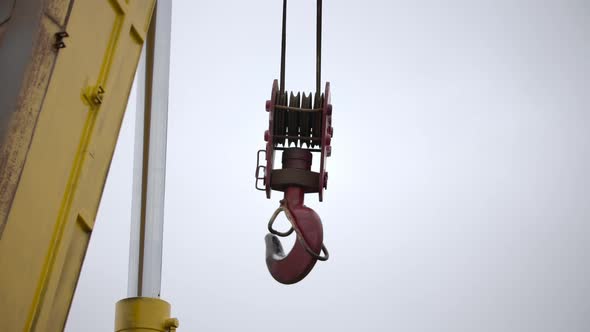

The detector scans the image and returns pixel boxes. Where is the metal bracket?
[54,31,69,49]
[83,85,105,107]
[255,149,267,191]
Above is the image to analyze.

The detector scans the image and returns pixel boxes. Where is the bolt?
[325,134,331,146]
[165,318,180,331]
[326,146,332,157]
[264,130,270,142]
[327,126,333,137]
[85,85,105,106]
[93,86,105,105]
[266,100,272,112]
[326,104,333,115]
[323,172,328,189]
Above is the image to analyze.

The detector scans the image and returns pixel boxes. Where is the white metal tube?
[127,0,172,298]
[126,44,144,297]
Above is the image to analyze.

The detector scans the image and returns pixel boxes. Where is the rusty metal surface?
[271,169,320,193]
[0,0,42,144]
[271,148,321,193]
[0,0,72,238]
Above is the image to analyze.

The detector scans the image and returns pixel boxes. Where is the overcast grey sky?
[66,1,590,331]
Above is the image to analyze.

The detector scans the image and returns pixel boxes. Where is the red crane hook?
[258,148,331,284]
[265,187,329,284]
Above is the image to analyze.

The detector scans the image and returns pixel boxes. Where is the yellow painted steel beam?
[0,0,155,331]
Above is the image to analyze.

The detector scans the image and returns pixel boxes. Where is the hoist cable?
[316,0,322,95]
[280,0,287,93]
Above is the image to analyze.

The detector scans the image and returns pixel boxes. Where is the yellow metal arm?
[0,0,155,330]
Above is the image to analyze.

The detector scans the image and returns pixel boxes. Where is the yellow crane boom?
[0,1,155,330]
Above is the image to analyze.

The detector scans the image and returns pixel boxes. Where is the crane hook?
[255,0,333,284]
[265,188,329,284]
